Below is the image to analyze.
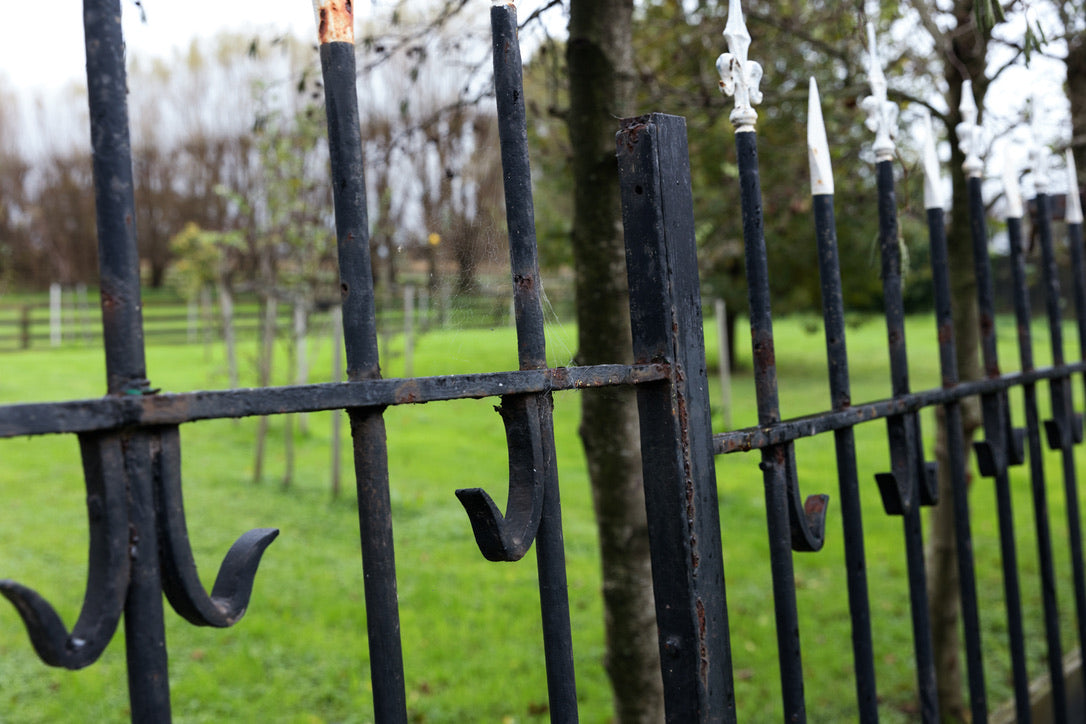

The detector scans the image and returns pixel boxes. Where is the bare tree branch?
[745,8,854,70]
[986,43,1026,84]
[518,0,565,32]
[903,0,951,50]
[357,0,474,74]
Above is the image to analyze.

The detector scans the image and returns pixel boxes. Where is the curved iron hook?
[875,415,915,516]
[1005,425,1026,467]
[152,426,278,627]
[1043,413,1083,451]
[0,432,130,669]
[455,393,546,562]
[1002,395,1027,466]
[780,443,828,553]
[974,396,1027,476]
[875,413,937,515]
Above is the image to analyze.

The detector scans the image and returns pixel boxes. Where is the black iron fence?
[3,1,1086,723]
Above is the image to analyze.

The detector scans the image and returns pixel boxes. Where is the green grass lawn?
[1,312,1085,722]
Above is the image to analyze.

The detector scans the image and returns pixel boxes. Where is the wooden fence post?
[20,305,31,349]
[715,299,732,430]
[49,283,62,347]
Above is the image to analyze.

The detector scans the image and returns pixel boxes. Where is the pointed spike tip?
[862,21,897,161]
[960,80,977,122]
[1030,94,1050,192]
[957,79,985,176]
[1068,150,1084,224]
[807,78,833,196]
[1003,153,1024,219]
[922,113,943,210]
[724,0,751,63]
[865,23,885,90]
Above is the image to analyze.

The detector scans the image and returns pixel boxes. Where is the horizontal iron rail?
[715,361,1086,454]
[0,363,668,438]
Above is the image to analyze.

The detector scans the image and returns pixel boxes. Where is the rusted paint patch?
[393,379,420,404]
[696,598,709,682]
[548,367,569,387]
[317,0,354,45]
[618,115,651,151]
[803,494,827,518]
[979,311,994,336]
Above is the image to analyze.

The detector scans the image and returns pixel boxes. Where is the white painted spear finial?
[716,0,763,133]
[1068,149,1084,224]
[860,22,898,162]
[957,80,985,177]
[922,112,944,209]
[1030,95,1051,194]
[1003,152,1024,219]
[808,78,833,195]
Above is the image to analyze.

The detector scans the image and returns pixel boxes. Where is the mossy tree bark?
[925,3,990,720]
[567,2,665,722]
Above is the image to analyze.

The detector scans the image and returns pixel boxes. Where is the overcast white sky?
[0,1,568,92]
[0,1,1071,193]
[0,1,333,91]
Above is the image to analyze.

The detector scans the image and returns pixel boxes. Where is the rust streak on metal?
[696,598,709,682]
[393,380,421,405]
[318,0,354,45]
[804,494,827,518]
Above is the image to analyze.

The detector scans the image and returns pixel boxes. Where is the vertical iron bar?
[123,431,171,723]
[876,159,939,722]
[492,4,546,371]
[812,192,878,721]
[1034,188,1086,699]
[619,113,734,723]
[315,6,407,720]
[925,204,987,721]
[1068,203,1086,707]
[1007,209,1068,721]
[490,6,577,718]
[1069,207,1086,416]
[83,0,149,397]
[967,174,1030,720]
[83,1,169,720]
[736,127,807,722]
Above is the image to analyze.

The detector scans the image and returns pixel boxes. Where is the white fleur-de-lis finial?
[1030,96,1050,194]
[860,22,898,162]
[1003,152,1024,219]
[716,0,763,132]
[1068,149,1084,224]
[808,78,833,195]
[957,80,985,177]
[921,112,944,210]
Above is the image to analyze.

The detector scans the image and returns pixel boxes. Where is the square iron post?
[617,113,734,723]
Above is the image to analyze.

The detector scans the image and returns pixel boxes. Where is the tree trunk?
[567,2,665,722]
[294,299,310,433]
[927,6,988,720]
[1068,29,1085,188]
[217,278,239,391]
[253,293,277,485]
